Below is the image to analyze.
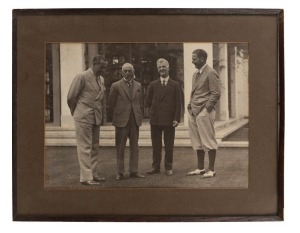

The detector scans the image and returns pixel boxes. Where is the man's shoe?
[166,170,173,176]
[80,180,100,186]
[93,177,106,182]
[116,174,124,180]
[186,169,206,176]
[147,169,160,175]
[130,173,145,178]
[201,170,216,178]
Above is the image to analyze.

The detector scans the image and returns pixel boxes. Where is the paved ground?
[45,146,248,189]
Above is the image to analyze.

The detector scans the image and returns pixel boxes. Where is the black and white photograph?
[4,0,300,229]
[11,7,284,223]
[45,42,249,189]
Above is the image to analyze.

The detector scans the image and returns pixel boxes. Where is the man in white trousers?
[187,49,221,178]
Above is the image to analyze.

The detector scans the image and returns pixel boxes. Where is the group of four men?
[67,49,221,186]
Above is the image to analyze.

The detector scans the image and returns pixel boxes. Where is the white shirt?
[160,76,169,86]
[123,77,133,86]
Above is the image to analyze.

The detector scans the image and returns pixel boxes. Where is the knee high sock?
[197,150,205,170]
[208,149,216,171]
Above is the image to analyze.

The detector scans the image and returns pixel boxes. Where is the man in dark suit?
[67,55,107,186]
[146,58,181,176]
[108,63,145,180]
[187,49,221,178]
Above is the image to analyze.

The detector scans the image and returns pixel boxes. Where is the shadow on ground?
[45,147,248,190]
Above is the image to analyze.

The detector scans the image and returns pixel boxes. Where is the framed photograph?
[13,9,284,221]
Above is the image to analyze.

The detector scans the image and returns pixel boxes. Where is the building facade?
[45,43,249,146]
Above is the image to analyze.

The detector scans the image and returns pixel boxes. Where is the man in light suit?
[187,49,221,178]
[146,58,181,176]
[67,55,107,186]
[108,63,145,180]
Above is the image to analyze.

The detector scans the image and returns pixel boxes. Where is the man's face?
[122,67,134,80]
[157,63,169,78]
[93,61,107,76]
[192,53,205,69]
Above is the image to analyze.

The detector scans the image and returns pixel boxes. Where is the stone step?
[45,138,249,147]
[46,129,192,139]
[45,118,242,132]
[216,118,249,139]
[45,118,248,147]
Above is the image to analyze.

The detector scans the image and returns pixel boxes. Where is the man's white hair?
[156,58,169,68]
[122,63,134,71]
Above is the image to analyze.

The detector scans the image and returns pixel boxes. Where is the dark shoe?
[130,173,145,178]
[116,174,124,180]
[81,180,100,186]
[93,177,106,182]
[166,170,173,176]
[147,169,160,175]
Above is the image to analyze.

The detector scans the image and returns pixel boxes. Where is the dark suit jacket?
[108,79,143,127]
[147,78,181,126]
[188,65,221,116]
[67,68,106,125]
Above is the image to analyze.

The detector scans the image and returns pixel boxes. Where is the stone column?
[87,43,99,67]
[52,43,61,126]
[235,51,249,118]
[216,43,229,121]
[183,43,213,126]
[229,46,237,118]
[60,43,86,128]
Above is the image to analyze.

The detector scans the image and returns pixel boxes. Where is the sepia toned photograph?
[13,9,283,221]
[45,42,249,189]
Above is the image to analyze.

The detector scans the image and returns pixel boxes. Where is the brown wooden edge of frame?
[12,8,284,222]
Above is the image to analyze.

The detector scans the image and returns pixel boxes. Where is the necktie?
[162,80,166,87]
[126,80,133,99]
[126,80,131,87]
[193,72,200,89]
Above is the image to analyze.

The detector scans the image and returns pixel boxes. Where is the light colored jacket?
[67,68,106,125]
[188,65,221,116]
[108,79,143,127]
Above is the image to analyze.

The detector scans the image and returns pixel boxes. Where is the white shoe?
[202,170,216,178]
[186,169,205,176]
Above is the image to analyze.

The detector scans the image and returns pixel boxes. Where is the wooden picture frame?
[13,8,284,221]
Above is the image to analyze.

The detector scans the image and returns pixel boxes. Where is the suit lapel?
[88,69,101,95]
[120,79,131,100]
[191,67,208,93]
[191,72,201,93]
[155,79,163,99]
[95,76,106,100]
[160,79,172,100]
[131,80,139,100]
